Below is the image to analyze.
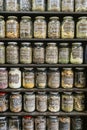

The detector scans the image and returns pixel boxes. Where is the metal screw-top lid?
[21,16,31,19]
[50,17,59,20]
[8,42,17,45]
[35,16,45,19]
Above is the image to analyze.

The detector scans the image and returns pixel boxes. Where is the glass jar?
[35,116,46,130]
[0,42,5,64]
[10,92,22,112]
[70,43,83,64]
[61,16,74,39]
[74,92,85,112]
[59,117,70,130]
[76,17,87,38]
[48,68,60,88]
[23,68,35,89]
[61,68,74,88]
[6,16,19,38]
[8,116,21,130]
[20,0,31,11]
[0,68,8,89]
[47,0,60,11]
[22,116,34,130]
[23,92,35,112]
[5,0,19,11]
[33,43,45,64]
[0,92,8,112]
[0,16,5,38]
[48,92,60,112]
[62,0,74,12]
[0,117,7,130]
[9,68,21,89]
[32,0,45,11]
[48,17,60,38]
[75,0,87,12]
[62,92,73,112]
[85,44,87,64]
[46,43,58,64]
[20,16,32,39]
[0,0,4,11]
[36,92,47,112]
[36,68,47,88]
[75,68,86,88]
[72,117,83,130]
[59,43,69,64]
[34,16,46,38]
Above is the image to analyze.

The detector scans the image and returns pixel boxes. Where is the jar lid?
[64,92,72,95]
[10,68,19,70]
[11,92,20,94]
[49,116,58,118]
[34,42,44,46]
[25,92,34,94]
[0,117,6,119]
[8,16,17,19]
[59,43,69,46]
[72,43,82,46]
[24,68,33,71]
[37,92,46,94]
[0,16,4,19]
[0,42,4,45]
[63,68,72,70]
[47,43,56,45]
[8,42,17,45]
[0,92,7,96]
[50,92,59,95]
[75,68,85,70]
[79,16,87,20]
[50,17,59,20]
[35,16,45,19]
[75,92,84,94]
[21,16,31,19]
[37,68,46,71]
[21,42,31,46]
[24,116,32,119]
[63,16,73,19]
[49,68,59,71]
[0,68,6,70]
[36,116,45,118]
[11,116,18,119]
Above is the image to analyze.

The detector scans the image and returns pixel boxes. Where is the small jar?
[9,68,21,89]
[20,16,32,38]
[74,92,85,112]
[0,117,7,130]
[48,92,60,112]
[33,43,45,64]
[32,0,45,11]
[35,116,46,130]
[62,0,74,12]
[70,43,83,64]
[0,68,8,89]
[75,0,87,12]
[20,42,32,64]
[0,42,5,64]
[59,43,69,64]
[36,68,47,88]
[47,0,60,11]
[23,68,35,89]
[46,43,58,64]
[0,0,4,11]
[22,116,34,130]
[34,16,46,38]
[48,17,60,38]
[5,0,19,11]
[61,16,74,39]
[59,117,70,130]
[76,17,87,38]
[36,92,47,112]
[61,68,74,88]
[20,0,31,11]
[6,16,19,38]
[0,92,8,112]
[0,16,5,38]
[23,92,35,112]
[6,42,19,64]
[72,117,83,130]
[10,92,22,112]
[48,68,60,88]
[62,92,73,112]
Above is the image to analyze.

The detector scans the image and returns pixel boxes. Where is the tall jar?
[75,0,87,12]
[0,16,5,38]
[0,117,7,130]
[46,43,58,64]
[59,117,70,130]
[0,0,4,11]
[33,43,45,64]
[0,42,5,64]
[20,0,31,11]
[35,116,46,130]
[48,17,60,38]
[32,0,45,11]
[47,0,60,11]
[61,16,74,39]
[62,0,74,12]
[70,43,83,64]
[6,42,19,64]
[6,16,19,38]
[34,16,46,38]
[20,16,32,39]
[76,17,87,38]
[5,0,19,11]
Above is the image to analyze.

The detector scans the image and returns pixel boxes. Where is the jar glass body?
[75,0,87,12]
[47,0,60,11]
[20,0,31,11]
[0,42,5,64]
[32,0,45,11]
[0,117,7,130]
[5,0,19,11]
[0,16,5,38]
[0,93,8,112]
[0,0,4,11]
[35,116,46,130]
[62,0,74,12]
[59,117,70,130]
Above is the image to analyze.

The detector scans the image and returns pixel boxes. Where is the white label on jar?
[20,22,31,34]
[9,74,19,84]
[37,96,47,111]
[0,21,5,35]
[11,97,22,108]
[72,47,83,59]
[48,119,58,130]
[35,118,46,130]
[0,1,3,6]
[6,0,17,8]
[20,0,31,8]
[75,72,85,85]
[23,119,34,129]
[0,48,4,59]
[0,72,7,88]
[76,0,87,8]
[34,23,46,33]
[78,23,87,34]
[35,0,44,6]
[36,72,46,85]
[34,48,44,60]
[0,123,7,130]
[63,76,73,85]
[62,97,73,107]
[49,0,60,7]
[63,22,74,33]
[59,48,69,59]
[49,97,60,108]
[62,0,73,5]
[24,72,34,84]
[7,23,17,33]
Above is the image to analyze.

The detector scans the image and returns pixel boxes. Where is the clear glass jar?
[32,0,45,11]
[62,0,74,12]
[5,0,19,11]
[33,43,45,64]
[9,68,21,89]
[6,16,19,38]
[47,0,60,11]
[36,68,47,88]
[20,0,31,11]
[0,117,7,130]
[0,68,8,89]
[75,0,87,12]
[72,117,83,130]
[62,92,73,112]
[61,68,74,88]
[48,68,60,88]
[0,0,4,11]
[36,92,47,112]
[61,16,74,39]
[20,16,32,39]
[0,16,5,38]
[48,92,60,112]
[48,17,60,38]
[70,43,83,64]
[23,92,35,112]
[0,42,5,64]
[59,117,70,130]
[35,116,46,130]
[23,68,35,89]
[34,16,46,38]
[46,43,58,64]
[10,92,22,112]
[76,17,87,38]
